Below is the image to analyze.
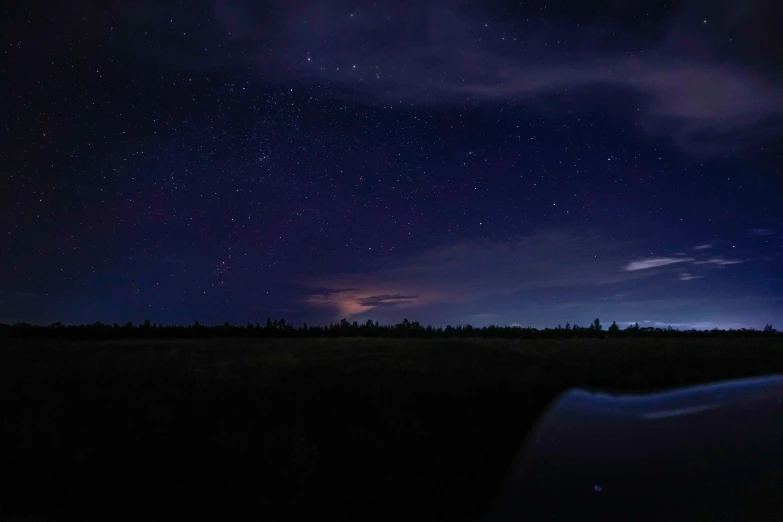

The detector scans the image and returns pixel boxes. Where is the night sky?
[3,0,782,329]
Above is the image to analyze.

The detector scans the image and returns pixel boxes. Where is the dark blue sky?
[2,0,782,328]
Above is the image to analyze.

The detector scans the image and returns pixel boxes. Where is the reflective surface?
[489,375,783,521]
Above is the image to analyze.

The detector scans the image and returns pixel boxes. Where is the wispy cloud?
[694,243,713,250]
[623,257,694,271]
[303,229,656,318]
[304,230,760,318]
[600,293,629,301]
[692,257,745,266]
[273,2,780,156]
[750,228,775,237]
[117,0,783,157]
[357,294,419,307]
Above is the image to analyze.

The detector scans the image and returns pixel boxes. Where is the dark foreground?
[2,337,783,521]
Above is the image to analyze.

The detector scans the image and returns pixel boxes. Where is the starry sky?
[3,0,782,329]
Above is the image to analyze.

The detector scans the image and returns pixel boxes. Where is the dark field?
[3,337,783,521]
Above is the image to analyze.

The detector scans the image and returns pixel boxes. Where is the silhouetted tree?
[0,317,778,340]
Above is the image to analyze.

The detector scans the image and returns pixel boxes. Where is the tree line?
[0,317,777,340]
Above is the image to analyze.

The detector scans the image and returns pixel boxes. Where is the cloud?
[357,294,419,307]
[304,232,760,319]
[302,229,660,318]
[750,228,774,237]
[197,0,783,156]
[600,293,629,300]
[108,0,783,156]
[694,243,713,250]
[623,257,694,271]
[692,257,745,266]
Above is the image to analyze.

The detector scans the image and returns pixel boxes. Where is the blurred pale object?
[489,375,783,521]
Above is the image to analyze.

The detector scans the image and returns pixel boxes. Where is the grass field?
[2,337,783,521]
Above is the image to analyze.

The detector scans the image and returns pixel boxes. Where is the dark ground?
[2,337,783,521]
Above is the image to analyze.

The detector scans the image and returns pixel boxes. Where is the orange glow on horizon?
[302,287,444,319]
